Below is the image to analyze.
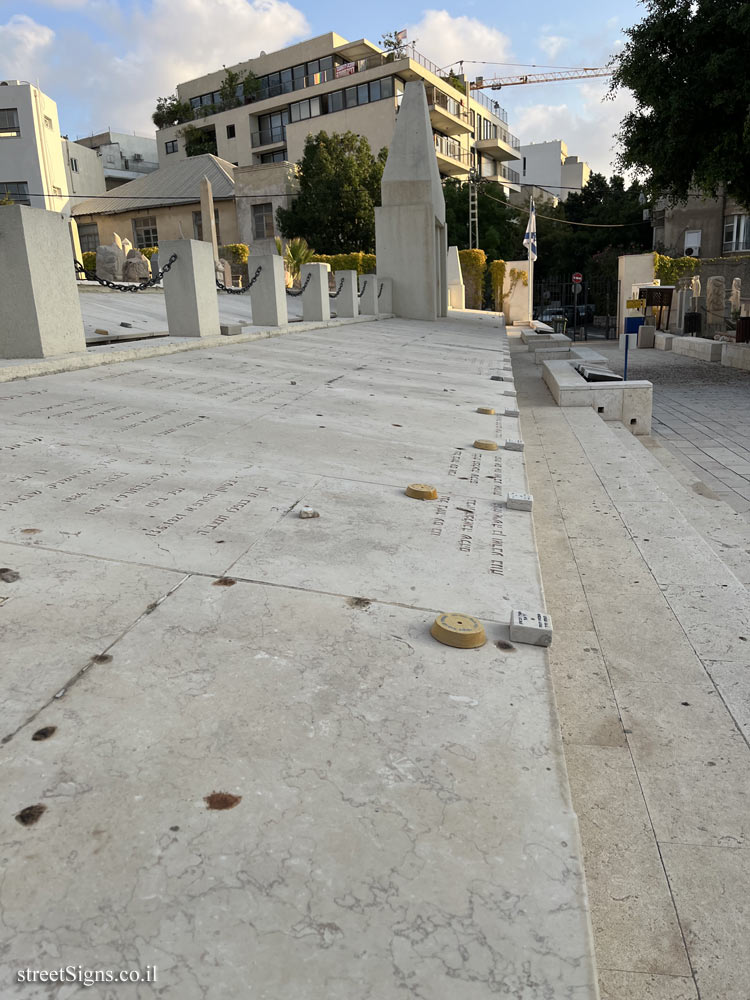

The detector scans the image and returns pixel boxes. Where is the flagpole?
[527,196,534,324]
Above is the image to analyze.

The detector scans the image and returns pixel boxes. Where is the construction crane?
[470,67,610,91]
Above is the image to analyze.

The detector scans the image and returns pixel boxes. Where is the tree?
[442,179,525,261]
[610,0,750,206]
[275,236,315,281]
[179,124,218,158]
[219,67,261,109]
[152,94,194,130]
[277,131,387,253]
[380,30,407,57]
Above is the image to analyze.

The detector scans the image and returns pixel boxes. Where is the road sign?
[626,298,646,309]
[572,284,582,296]
[572,272,583,284]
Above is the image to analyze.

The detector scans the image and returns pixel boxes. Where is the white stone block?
[504,440,524,452]
[161,238,220,339]
[0,204,86,359]
[507,492,533,511]
[503,390,517,397]
[509,609,553,646]
[248,254,287,327]
[333,270,359,319]
[358,274,379,316]
[301,263,330,323]
[376,276,393,314]
[504,408,520,417]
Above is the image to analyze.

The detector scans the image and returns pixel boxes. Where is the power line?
[481,190,647,228]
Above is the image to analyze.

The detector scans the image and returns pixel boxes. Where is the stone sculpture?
[95,243,126,282]
[123,249,151,283]
[121,237,134,257]
[730,277,741,315]
[690,274,701,299]
[215,257,231,287]
[705,275,726,331]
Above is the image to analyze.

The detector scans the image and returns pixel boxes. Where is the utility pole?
[468,167,479,250]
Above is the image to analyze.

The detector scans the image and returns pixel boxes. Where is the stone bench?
[654,332,674,351]
[721,343,750,371]
[534,345,609,367]
[542,359,652,435]
[671,336,722,362]
[522,331,572,352]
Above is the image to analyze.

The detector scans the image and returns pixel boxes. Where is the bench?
[541,359,653,435]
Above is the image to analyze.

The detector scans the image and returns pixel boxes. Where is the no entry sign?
[572,272,583,284]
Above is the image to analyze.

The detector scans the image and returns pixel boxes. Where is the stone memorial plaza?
[1,82,749,999]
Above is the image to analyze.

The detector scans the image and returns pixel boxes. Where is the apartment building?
[0,80,106,217]
[155,32,521,245]
[74,130,159,189]
[651,191,750,259]
[519,139,590,201]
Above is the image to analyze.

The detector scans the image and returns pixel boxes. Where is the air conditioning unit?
[684,245,700,257]
[132,153,143,161]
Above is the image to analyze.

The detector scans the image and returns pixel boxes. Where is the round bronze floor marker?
[476,407,495,415]
[405,483,438,500]
[473,439,499,451]
[431,613,486,648]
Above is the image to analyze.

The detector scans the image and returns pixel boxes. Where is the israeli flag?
[523,197,538,262]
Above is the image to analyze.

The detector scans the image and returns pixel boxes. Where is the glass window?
[307,59,319,76]
[320,56,333,76]
[723,214,750,252]
[358,83,369,105]
[380,76,393,99]
[328,90,344,113]
[0,181,30,204]
[78,223,99,253]
[369,79,381,102]
[0,107,20,136]
[395,78,404,106]
[253,202,275,239]
[260,149,286,163]
[165,139,178,154]
[281,68,293,93]
[310,97,320,117]
[190,97,201,109]
[226,124,235,139]
[345,87,357,108]
[70,157,79,172]
[132,216,158,249]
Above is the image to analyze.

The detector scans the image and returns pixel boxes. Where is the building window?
[253,202,274,239]
[44,115,53,130]
[78,223,99,252]
[260,149,286,164]
[192,208,221,244]
[0,181,30,205]
[226,124,236,139]
[132,216,159,248]
[289,97,320,123]
[0,107,20,137]
[723,214,750,253]
[70,157,79,172]
[684,229,701,256]
[522,156,526,176]
[165,139,178,154]
[254,109,288,146]
[52,186,62,198]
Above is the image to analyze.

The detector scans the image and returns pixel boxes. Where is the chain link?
[357,279,368,299]
[74,254,177,292]
[285,272,312,297]
[328,277,345,299]
[216,264,262,294]
[378,282,384,299]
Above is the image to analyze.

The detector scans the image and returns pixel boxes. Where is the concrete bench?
[671,336,722,362]
[542,359,652,435]
[654,332,674,350]
[533,345,609,367]
[721,343,750,371]
[522,331,572,352]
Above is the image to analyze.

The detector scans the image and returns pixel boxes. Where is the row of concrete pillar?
[0,205,392,361]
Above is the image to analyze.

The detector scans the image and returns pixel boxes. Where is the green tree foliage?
[275,236,315,280]
[219,67,261,110]
[277,131,387,254]
[610,0,750,206]
[442,179,525,262]
[380,31,407,57]
[179,124,218,158]
[152,94,194,130]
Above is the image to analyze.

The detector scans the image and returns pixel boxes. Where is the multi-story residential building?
[73,130,159,189]
[0,79,105,214]
[651,191,750,259]
[154,32,522,248]
[519,139,590,201]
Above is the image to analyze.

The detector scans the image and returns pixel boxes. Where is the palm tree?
[275,236,315,285]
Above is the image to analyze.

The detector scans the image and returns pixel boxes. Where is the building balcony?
[483,163,521,188]
[425,85,472,136]
[475,132,520,162]
[251,125,287,149]
[434,136,470,177]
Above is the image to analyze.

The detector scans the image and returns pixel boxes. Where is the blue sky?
[0,0,644,175]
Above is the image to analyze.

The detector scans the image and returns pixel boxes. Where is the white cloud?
[405,10,512,73]
[0,15,55,81]
[0,0,309,136]
[538,35,568,60]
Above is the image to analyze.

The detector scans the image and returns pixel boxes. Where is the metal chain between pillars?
[285,272,312,297]
[378,282,384,299]
[216,264,262,294]
[358,279,368,299]
[328,278,345,299]
[74,254,177,292]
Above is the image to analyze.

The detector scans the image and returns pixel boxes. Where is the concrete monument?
[96,242,126,282]
[0,204,86,358]
[446,246,465,309]
[730,277,741,316]
[123,249,151,283]
[161,238,220,338]
[706,275,725,332]
[375,81,448,320]
[200,175,220,261]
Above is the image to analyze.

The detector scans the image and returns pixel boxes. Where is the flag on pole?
[523,197,538,262]
[396,28,407,40]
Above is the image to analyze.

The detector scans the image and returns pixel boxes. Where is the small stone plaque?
[509,609,553,646]
[221,324,243,336]
[504,440,524,452]
[507,492,533,511]
[503,389,517,397]
[504,408,520,418]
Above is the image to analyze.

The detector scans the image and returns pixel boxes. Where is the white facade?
[519,139,591,201]
[74,130,159,189]
[0,80,106,215]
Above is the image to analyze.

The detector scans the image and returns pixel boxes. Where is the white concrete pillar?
[377,276,393,314]
[333,270,359,319]
[447,245,465,309]
[248,254,287,327]
[358,274,379,316]
[68,217,85,280]
[161,238,220,339]
[301,263,330,322]
[0,204,86,359]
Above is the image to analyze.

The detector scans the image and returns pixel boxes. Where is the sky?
[0,0,644,177]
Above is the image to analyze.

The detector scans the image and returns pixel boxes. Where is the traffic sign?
[572,272,583,284]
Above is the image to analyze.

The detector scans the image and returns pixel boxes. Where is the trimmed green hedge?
[311,252,376,275]
[459,249,487,310]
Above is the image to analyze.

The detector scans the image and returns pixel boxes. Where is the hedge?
[219,243,250,268]
[458,249,486,310]
[653,252,701,285]
[489,260,506,312]
[310,252,376,275]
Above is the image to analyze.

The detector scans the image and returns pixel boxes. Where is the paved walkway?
[593,342,750,515]
[515,335,750,1000]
